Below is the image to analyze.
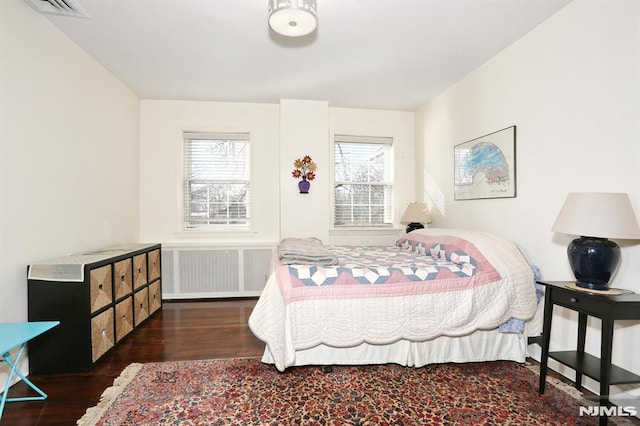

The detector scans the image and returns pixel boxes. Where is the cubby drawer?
[133,253,148,289]
[91,308,114,362]
[134,287,149,326]
[89,265,112,313]
[148,249,161,281]
[114,258,133,300]
[149,280,162,314]
[115,297,134,342]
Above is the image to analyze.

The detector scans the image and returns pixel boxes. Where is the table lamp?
[551,192,640,290]
[401,202,432,233]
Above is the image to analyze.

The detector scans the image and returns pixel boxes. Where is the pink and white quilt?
[248,228,538,371]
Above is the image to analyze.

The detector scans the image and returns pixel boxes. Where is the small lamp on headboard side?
[401,202,432,234]
[551,192,640,291]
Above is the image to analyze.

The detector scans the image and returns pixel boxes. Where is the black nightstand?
[537,280,640,425]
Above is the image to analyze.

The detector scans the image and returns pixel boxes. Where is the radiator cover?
[161,245,274,299]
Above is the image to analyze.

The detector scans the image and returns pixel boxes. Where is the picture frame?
[454,126,516,200]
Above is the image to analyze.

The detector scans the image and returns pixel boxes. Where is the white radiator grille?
[244,249,274,292]
[161,245,274,299]
[161,251,175,294]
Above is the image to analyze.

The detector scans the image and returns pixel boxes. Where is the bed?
[248,228,543,372]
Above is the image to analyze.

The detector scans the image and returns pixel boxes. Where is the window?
[183,132,250,229]
[333,135,393,227]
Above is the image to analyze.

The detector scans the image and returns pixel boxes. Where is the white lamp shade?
[401,203,432,225]
[268,0,318,37]
[551,192,640,239]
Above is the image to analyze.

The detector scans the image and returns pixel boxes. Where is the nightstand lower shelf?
[549,351,640,385]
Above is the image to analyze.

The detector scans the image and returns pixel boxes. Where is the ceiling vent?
[23,0,90,18]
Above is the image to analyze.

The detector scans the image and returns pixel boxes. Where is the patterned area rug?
[78,357,611,425]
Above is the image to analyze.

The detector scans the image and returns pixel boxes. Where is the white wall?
[280,100,331,241]
[416,0,640,398]
[0,0,140,380]
[139,100,415,247]
[138,100,281,244]
[330,107,416,245]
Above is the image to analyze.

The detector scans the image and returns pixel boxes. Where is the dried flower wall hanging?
[292,155,317,193]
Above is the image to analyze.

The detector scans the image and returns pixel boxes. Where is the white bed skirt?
[261,295,544,368]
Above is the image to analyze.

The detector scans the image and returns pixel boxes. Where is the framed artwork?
[454,126,516,200]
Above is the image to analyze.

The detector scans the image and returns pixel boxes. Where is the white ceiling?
[41,0,572,111]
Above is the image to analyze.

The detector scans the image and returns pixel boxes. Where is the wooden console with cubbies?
[27,244,161,374]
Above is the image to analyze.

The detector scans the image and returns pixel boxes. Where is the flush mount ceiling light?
[268,0,318,37]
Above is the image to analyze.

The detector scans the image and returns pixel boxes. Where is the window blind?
[333,135,393,226]
[183,132,250,228]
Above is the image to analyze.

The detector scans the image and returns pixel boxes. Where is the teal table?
[0,321,59,420]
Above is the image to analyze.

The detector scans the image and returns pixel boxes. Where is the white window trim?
[178,130,254,235]
[330,133,395,231]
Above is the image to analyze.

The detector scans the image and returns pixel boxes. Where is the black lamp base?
[406,222,424,233]
[568,236,620,291]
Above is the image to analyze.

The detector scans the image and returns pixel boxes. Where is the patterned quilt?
[248,228,538,371]
[288,243,484,287]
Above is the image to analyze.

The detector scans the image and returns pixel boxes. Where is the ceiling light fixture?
[268,0,318,37]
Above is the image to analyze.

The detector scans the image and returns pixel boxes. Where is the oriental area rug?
[78,357,618,425]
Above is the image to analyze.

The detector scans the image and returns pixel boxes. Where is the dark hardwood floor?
[2,299,638,425]
[1,299,265,426]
